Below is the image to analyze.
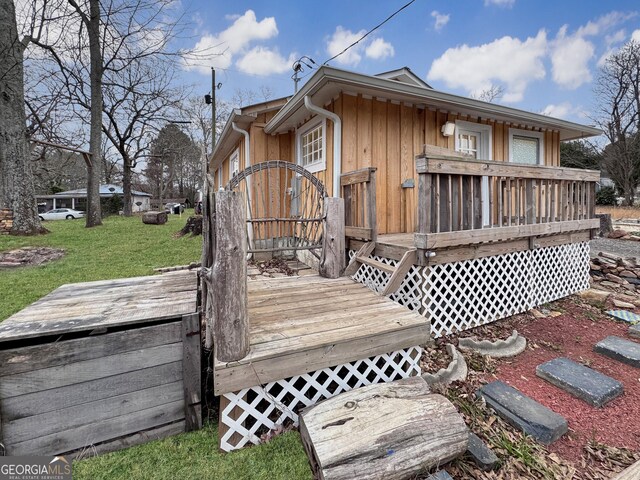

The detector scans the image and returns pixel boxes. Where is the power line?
[323,0,416,66]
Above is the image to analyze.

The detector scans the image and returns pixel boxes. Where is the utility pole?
[211,67,216,152]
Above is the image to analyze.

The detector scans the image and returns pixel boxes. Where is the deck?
[0,271,198,342]
[213,274,430,395]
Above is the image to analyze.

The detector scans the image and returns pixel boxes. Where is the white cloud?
[541,102,573,118]
[484,0,515,7]
[427,30,547,103]
[633,29,640,42]
[430,11,450,32]
[326,26,395,66]
[326,26,367,66]
[550,25,595,89]
[236,46,296,75]
[365,38,394,60]
[575,11,637,37]
[185,10,280,74]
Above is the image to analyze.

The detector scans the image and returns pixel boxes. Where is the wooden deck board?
[0,271,198,342]
[214,275,430,395]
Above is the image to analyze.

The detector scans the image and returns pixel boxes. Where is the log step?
[594,336,640,368]
[299,376,469,480]
[535,357,623,407]
[477,381,567,445]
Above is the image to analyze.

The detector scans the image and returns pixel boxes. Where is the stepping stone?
[536,357,623,407]
[595,336,640,368]
[606,310,640,324]
[466,433,498,471]
[426,471,453,480]
[630,324,640,339]
[477,381,567,445]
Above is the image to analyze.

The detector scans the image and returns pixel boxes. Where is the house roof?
[211,96,289,170]
[264,65,602,141]
[374,67,432,89]
[55,184,151,197]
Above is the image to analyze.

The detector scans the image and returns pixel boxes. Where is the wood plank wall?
[0,317,201,457]
[214,93,561,234]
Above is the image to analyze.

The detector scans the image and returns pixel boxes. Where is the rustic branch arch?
[225,160,327,258]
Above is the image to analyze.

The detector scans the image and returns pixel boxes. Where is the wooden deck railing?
[415,154,601,250]
[341,167,377,242]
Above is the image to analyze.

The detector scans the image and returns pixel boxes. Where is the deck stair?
[345,241,416,296]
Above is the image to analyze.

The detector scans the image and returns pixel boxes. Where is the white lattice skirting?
[219,346,422,452]
[350,241,590,338]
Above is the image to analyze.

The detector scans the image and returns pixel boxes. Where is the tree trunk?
[84,0,103,227]
[0,0,46,235]
[299,377,469,480]
[122,154,133,216]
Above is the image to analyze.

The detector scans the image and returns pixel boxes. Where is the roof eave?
[264,66,602,140]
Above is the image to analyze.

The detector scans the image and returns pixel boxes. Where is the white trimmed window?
[297,118,326,173]
[509,128,544,165]
[454,120,492,160]
[230,149,240,179]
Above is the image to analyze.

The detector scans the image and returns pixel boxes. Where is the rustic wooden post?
[181,313,202,431]
[320,197,345,279]
[213,191,249,362]
[201,178,216,349]
[366,169,377,242]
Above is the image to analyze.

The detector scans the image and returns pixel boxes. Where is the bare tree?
[0,0,46,234]
[470,84,504,103]
[594,40,640,205]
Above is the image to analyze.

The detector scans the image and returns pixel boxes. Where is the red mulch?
[484,301,640,462]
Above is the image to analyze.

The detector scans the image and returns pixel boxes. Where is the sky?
[177,0,640,125]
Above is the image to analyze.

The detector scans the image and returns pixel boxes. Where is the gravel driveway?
[590,237,640,259]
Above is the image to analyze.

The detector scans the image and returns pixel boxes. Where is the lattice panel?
[529,242,590,307]
[350,242,591,339]
[219,346,422,452]
[425,250,532,337]
[348,250,424,313]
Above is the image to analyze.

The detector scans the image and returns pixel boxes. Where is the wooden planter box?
[0,273,201,457]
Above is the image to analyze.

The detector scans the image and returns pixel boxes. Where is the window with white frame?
[455,120,492,160]
[509,128,544,165]
[230,149,240,179]
[297,118,326,173]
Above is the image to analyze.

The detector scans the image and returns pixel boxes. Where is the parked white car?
[39,208,85,221]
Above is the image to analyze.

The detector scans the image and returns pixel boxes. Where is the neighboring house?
[36,184,151,212]
[211,65,600,235]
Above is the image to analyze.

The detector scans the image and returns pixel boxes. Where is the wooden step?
[356,256,395,275]
[344,242,375,276]
[381,249,416,296]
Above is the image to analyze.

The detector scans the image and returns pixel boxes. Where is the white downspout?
[232,122,254,257]
[303,96,342,196]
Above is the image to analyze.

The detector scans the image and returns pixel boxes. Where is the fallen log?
[299,376,468,480]
[142,211,168,225]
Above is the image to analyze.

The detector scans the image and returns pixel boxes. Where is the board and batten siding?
[214,92,561,235]
[0,314,201,457]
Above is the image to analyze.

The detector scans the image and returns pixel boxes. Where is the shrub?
[102,194,123,216]
[596,186,617,205]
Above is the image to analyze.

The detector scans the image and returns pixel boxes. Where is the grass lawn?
[73,424,313,480]
[0,212,202,321]
[0,212,313,479]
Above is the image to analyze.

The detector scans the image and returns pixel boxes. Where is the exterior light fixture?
[441,121,455,137]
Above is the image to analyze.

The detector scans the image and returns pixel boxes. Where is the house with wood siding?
[205,65,602,451]
[211,65,600,235]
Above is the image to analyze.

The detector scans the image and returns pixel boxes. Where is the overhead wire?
[322,0,416,66]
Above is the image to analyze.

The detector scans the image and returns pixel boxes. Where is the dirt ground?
[423,297,640,479]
